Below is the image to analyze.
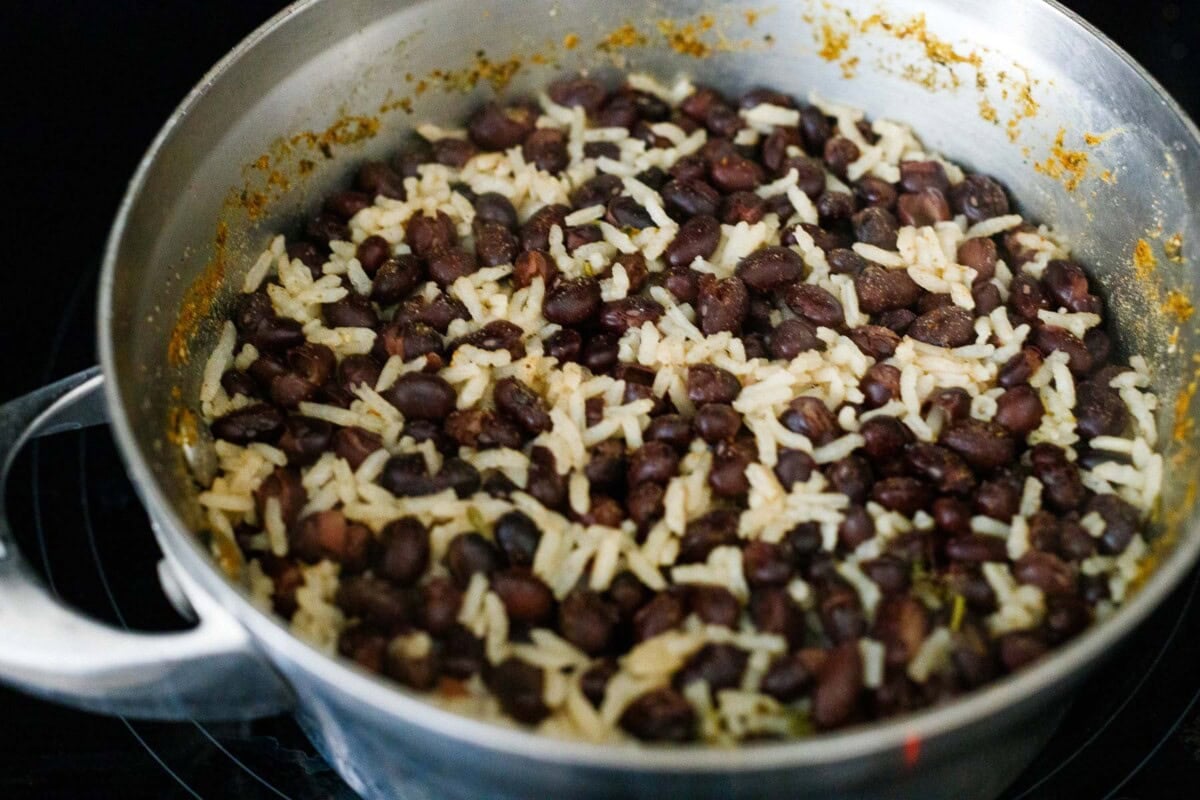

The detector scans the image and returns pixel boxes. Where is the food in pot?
[193,72,1162,743]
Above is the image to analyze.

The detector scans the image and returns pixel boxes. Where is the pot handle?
[0,368,293,720]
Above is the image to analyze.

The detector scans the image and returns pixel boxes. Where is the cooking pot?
[2,1,1199,798]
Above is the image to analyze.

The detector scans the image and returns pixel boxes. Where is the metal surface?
[2,0,1199,797]
[0,370,292,720]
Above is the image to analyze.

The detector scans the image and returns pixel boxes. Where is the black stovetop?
[2,2,1199,798]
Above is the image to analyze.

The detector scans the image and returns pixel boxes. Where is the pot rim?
[98,0,1200,772]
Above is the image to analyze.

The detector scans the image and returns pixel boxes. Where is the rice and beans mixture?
[195,73,1162,743]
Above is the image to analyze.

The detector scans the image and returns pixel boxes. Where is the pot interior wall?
[106,0,1199,605]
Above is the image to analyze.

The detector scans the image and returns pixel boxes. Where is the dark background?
[0,2,1198,799]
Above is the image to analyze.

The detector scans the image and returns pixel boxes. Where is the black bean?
[598,295,664,335]
[750,588,806,649]
[581,333,620,374]
[975,477,1021,521]
[784,284,844,328]
[775,449,817,489]
[823,136,860,178]
[907,305,975,348]
[871,476,932,516]
[633,591,686,641]
[817,190,856,224]
[306,213,349,246]
[571,174,623,209]
[905,442,975,494]
[444,532,502,587]
[678,509,739,564]
[605,195,654,229]
[854,266,922,312]
[286,242,325,276]
[471,192,518,230]
[899,160,950,193]
[675,643,749,691]
[945,534,1008,563]
[221,369,259,399]
[486,658,549,725]
[1013,551,1076,596]
[523,127,569,173]
[862,556,910,594]
[277,416,333,466]
[248,316,306,353]
[468,102,536,150]
[998,347,1043,387]
[543,277,601,325]
[548,75,608,112]
[558,589,620,655]
[940,418,1015,471]
[211,404,285,444]
[735,246,804,292]
[641,415,688,451]
[473,220,519,267]
[709,438,755,498]
[860,416,912,461]
[269,373,317,409]
[957,237,997,283]
[710,153,763,192]
[323,293,378,329]
[853,206,899,250]
[544,328,581,364]
[686,364,740,405]
[628,441,680,486]
[491,568,555,624]
[253,467,306,527]
[1075,380,1128,438]
[378,453,437,497]
[1029,443,1085,512]
[860,362,902,408]
[664,214,721,268]
[1034,325,1094,374]
[721,190,767,225]
[620,687,695,742]
[432,138,477,168]
[434,457,481,498]
[295,510,372,572]
[580,660,618,707]
[696,274,749,335]
[324,190,372,221]
[371,254,424,306]
[333,426,382,469]
[492,376,551,434]
[950,174,1010,222]
[378,517,430,586]
[405,211,457,259]
[383,372,456,420]
[520,204,569,251]
[427,246,477,287]
[827,455,873,504]
[769,318,822,359]
[661,178,721,221]
[1009,273,1050,323]
[995,384,1044,435]
[833,505,872,552]
[356,161,406,200]
[972,282,1002,315]
[743,541,794,587]
[780,396,840,444]
[694,403,742,443]
[761,652,816,701]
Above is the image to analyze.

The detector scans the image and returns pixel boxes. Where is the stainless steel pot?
[2,1,1199,797]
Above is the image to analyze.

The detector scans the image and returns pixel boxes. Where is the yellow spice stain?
[658,16,716,58]
[426,51,525,93]
[1099,169,1114,183]
[817,22,850,61]
[252,154,270,171]
[979,99,998,124]
[1173,379,1196,443]
[1164,232,1184,263]
[562,32,579,50]
[598,23,646,51]
[1133,238,1158,280]
[1084,132,1105,146]
[1162,290,1194,322]
[167,222,228,366]
[859,13,981,68]
[745,10,759,26]
[1034,128,1089,191]
[840,56,860,79]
